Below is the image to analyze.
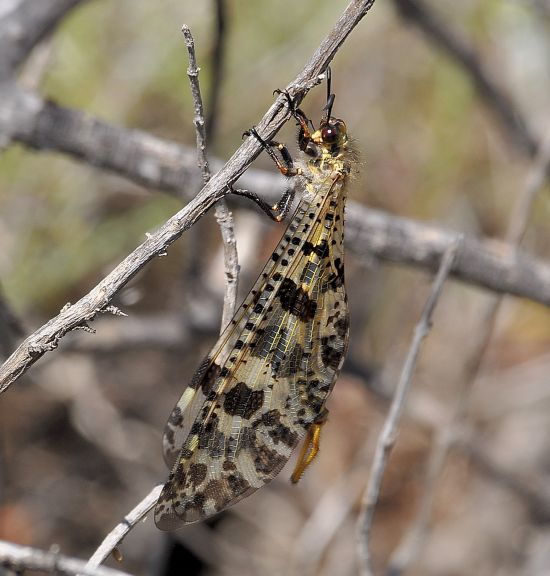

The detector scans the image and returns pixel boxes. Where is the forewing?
[155,175,349,530]
[161,203,307,469]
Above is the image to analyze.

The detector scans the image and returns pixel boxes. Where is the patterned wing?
[161,198,308,470]
[155,173,349,530]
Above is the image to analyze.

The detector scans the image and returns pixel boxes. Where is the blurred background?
[1,0,550,574]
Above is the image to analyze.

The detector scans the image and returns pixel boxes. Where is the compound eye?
[321,119,346,145]
[321,125,339,144]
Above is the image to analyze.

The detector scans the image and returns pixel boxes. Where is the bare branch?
[347,205,550,306]
[85,485,163,571]
[0,0,378,390]
[182,24,238,330]
[4,198,550,392]
[356,238,460,576]
[391,0,539,158]
[0,540,134,576]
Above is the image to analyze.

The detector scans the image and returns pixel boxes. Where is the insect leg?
[243,127,301,177]
[232,187,295,222]
[290,408,329,484]
[274,89,314,140]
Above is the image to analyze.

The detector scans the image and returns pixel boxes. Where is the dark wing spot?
[277,278,317,321]
[168,406,183,427]
[335,316,349,338]
[268,424,299,448]
[252,409,282,428]
[254,445,287,475]
[188,463,207,487]
[178,493,206,523]
[223,381,265,419]
[227,472,251,495]
[275,343,304,377]
[321,335,345,370]
[251,325,278,359]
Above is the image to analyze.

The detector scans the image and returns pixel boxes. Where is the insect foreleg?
[244,127,301,178]
[232,186,295,222]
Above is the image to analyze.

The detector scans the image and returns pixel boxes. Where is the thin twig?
[84,485,163,571]
[391,0,539,158]
[0,540,134,576]
[182,24,238,330]
[206,0,227,143]
[0,0,378,392]
[387,135,550,576]
[356,237,461,576]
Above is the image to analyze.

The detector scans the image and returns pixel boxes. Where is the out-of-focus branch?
[391,0,539,158]
[356,239,460,576]
[0,0,86,76]
[4,184,550,392]
[206,0,227,143]
[0,540,134,576]
[347,205,550,306]
[183,24,238,330]
[0,0,378,391]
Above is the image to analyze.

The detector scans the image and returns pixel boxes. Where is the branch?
[391,0,539,158]
[356,238,460,576]
[85,485,163,571]
[5,195,550,390]
[0,540,134,576]
[347,205,550,306]
[182,24,238,330]
[0,0,86,75]
[0,0,378,391]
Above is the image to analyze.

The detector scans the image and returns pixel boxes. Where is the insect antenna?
[322,66,335,121]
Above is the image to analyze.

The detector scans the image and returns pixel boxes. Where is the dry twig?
[0,540,134,576]
[356,238,461,576]
[84,485,163,572]
[182,25,239,330]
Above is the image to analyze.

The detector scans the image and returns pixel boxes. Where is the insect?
[155,70,355,530]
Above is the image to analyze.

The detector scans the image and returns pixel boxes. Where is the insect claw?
[275,88,295,113]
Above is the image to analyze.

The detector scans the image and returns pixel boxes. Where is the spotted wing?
[155,176,349,530]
